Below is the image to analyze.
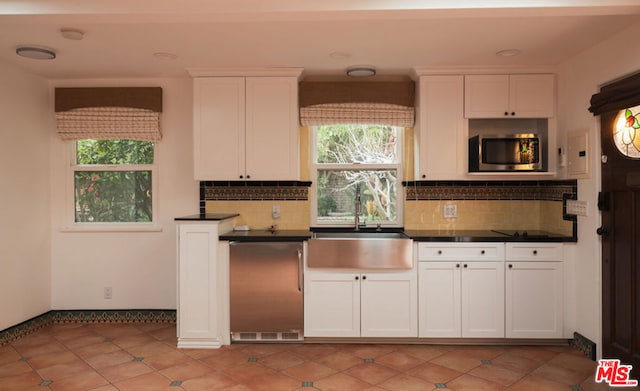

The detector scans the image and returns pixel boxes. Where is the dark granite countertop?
[174,213,240,221]
[220,229,312,242]
[405,229,575,242]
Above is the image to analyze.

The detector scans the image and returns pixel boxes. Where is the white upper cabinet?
[414,75,465,180]
[193,75,300,180]
[464,74,555,118]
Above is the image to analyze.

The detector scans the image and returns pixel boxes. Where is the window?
[311,124,403,227]
[71,139,157,226]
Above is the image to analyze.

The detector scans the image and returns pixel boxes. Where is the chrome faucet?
[354,184,364,231]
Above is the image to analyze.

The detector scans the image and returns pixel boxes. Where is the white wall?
[50,77,199,309]
[0,62,51,329]
[557,21,640,358]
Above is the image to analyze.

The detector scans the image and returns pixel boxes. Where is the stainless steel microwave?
[469,134,542,172]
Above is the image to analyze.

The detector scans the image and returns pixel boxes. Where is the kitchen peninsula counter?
[175,213,239,221]
[220,229,312,242]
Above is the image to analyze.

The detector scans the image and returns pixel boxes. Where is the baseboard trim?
[0,309,176,347]
[571,331,597,361]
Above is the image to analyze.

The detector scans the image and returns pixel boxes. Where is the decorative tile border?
[0,310,176,347]
[403,180,577,202]
[200,181,312,213]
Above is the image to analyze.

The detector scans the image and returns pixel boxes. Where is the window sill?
[60,224,163,233]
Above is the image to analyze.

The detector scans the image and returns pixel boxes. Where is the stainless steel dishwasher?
[229,241,304,342]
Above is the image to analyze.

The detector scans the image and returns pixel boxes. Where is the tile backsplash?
[201,179,576,235]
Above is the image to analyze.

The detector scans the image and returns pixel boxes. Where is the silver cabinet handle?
[297,250,303,292]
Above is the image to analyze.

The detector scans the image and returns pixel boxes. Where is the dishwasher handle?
[297,250,303,292]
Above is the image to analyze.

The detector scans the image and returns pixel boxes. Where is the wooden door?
[601,106,640,377]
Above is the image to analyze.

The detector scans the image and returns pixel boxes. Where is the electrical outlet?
[104,286,112,299]
[443,203,457,218]
[272,205,281,219]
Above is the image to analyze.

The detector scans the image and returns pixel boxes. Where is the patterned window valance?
[298,80,415,127]
[300,103,414,127]
[55,87,162,141]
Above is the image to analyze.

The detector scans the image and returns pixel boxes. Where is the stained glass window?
[613,104,640,158]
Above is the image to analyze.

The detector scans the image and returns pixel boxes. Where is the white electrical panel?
[567,130,589,177]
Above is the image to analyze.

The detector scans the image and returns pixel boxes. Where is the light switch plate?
[566,199,588,216]
[272,205,281,219]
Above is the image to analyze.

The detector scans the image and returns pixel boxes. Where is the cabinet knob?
[437,250,442,255]
[355,276,359,280]
[246,175,251,179]
[504,111,509,116]
[463,264,468,268]
[533,250,538,255]
[508,264,513,268]
[421,174,426,179]
[239,175,244,179]
[456,264,460,268]
[511,112,516,116]
[481,250,485,255]
[362,275,367,280]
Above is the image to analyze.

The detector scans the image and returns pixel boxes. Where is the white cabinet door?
[361,271,418,337]
[509,74,555,118]
[193,77,245,180]
[177,223,224,347]
[464,74,555,118]
[464,75,510,118]
[304,272,360,338]
[461,261,505,338]
[505,261,563,338]
[415,75,465,180]
[193,76,299,180]
[245,77,299,180]
[418,262,461,337]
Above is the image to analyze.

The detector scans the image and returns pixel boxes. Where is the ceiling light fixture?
[346,65,376,77]
[16,46,57,60]
[60,28,84,40]
[496,49,522,57]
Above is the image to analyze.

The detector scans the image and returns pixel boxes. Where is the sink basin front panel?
[307,238,413,270]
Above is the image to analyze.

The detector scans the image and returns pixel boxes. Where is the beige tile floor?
[0,322,635,390]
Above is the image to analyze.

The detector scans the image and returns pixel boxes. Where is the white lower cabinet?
[177,220,233,348]
[505,244,563,338]
[304,270,417,338]
[418,243,505,338]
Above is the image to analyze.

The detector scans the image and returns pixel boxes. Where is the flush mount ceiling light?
[346,65,376,77]
[60,28,84,40]
[496,49,522,57]
[16,46,56,60]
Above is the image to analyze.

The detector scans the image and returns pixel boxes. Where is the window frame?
[65,140,160,232]
[310,125,404,228]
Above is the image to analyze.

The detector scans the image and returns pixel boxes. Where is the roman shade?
[589,71,640,115]
[55,87,163,141]
[299,80,415,127]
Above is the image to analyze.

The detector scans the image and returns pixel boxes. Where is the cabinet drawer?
[418,243,504,261]
[506,243,563,261]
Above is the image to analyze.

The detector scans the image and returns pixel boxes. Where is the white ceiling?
[1,0,640,79]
